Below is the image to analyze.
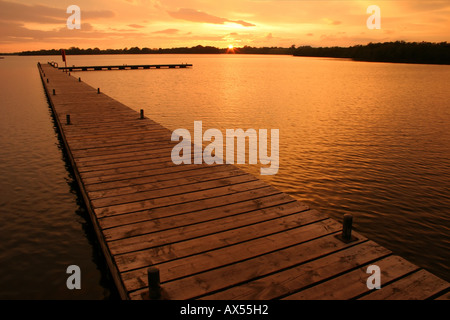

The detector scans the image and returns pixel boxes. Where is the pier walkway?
[48,61,192,71]
[38,62,449,300]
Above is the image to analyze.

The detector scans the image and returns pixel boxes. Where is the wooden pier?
[38,62,449,300]
[48,61,192,71]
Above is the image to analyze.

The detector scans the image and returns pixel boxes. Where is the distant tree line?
[17,45,221,56]
[293,41,450,65]
[17,45,294,56]
[11,41,450,64]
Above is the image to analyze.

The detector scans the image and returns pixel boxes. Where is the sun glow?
[226,44,236,54]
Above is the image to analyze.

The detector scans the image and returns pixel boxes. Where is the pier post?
[147,267,161,299]
[66,115,71,125]
[336,214,358,243]
[342,214,353,241]
[97,88,100,94]
[52,89,55,95]
[78,77,81,82]
[140,109,144,119]
[46,78,49,83]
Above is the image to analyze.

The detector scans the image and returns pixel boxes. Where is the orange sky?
[1,0,449,53]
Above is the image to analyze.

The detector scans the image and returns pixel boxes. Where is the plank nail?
[66,114,71,125]
[53,89,55,95]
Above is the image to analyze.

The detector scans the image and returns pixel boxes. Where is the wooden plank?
[93,179,269,217]
[68,129,173,144]
[74,145,177,166]
[106,201,313,249]
[70,139,175,157]
[91,174,257,208]
[359,269,450,300]
[87,165,243,198]
[128,231,367,300]
[279,255,419,300]
[84,163,226,191]
[67,132,174,150]
[98,187,288,229]
[66,130,170,142]
[123,219,346,295]
[105,199,310,254]
[79,156,199,177]
[113,208,325,272]
[63,118,163,132]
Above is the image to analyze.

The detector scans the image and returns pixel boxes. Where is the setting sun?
[228,45,234,49]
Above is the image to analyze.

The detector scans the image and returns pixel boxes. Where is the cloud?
[128,24,145,28]
[0,0,114,24]
[167,8,255,27]
[403,1,450,11]
[0,0,64,24]
[152,28,179,34]
[320,18,343,26]
[233,20,255,27]
[0,20,141,44]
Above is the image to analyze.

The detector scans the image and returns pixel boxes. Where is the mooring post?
[52,89,55,95]
[78,77,81,82]
[147,267,161,299]
[66,114,71,125]
[342,214,353,241]
[335,213,358,243]
[140,109,144,119]
[97,88,100,94]
[46,78,49,83]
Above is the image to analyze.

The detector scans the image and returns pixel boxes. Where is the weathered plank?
[98,188,288,229]
[280,255,419,300]
[87,166,244,199]
[359,269,450,300]
[113,208,323,271]
[93,179,268,217]
[129,231,367,299]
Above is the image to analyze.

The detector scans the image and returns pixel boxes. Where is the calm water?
[0,56,117,299]
[1,54,449,299]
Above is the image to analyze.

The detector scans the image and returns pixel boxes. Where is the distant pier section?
[48,61,192,71]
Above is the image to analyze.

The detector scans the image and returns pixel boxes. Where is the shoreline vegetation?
[2,41,449,65]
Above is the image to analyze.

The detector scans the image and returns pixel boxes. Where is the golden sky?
[1,0,449,52]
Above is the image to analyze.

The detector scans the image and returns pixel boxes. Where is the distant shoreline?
[293,41,450,65]
[2,41,449,65]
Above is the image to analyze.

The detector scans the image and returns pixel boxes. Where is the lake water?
[0,54,449,299]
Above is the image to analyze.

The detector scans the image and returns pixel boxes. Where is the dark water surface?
[0,54,449,299]
[0,56,117,299]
